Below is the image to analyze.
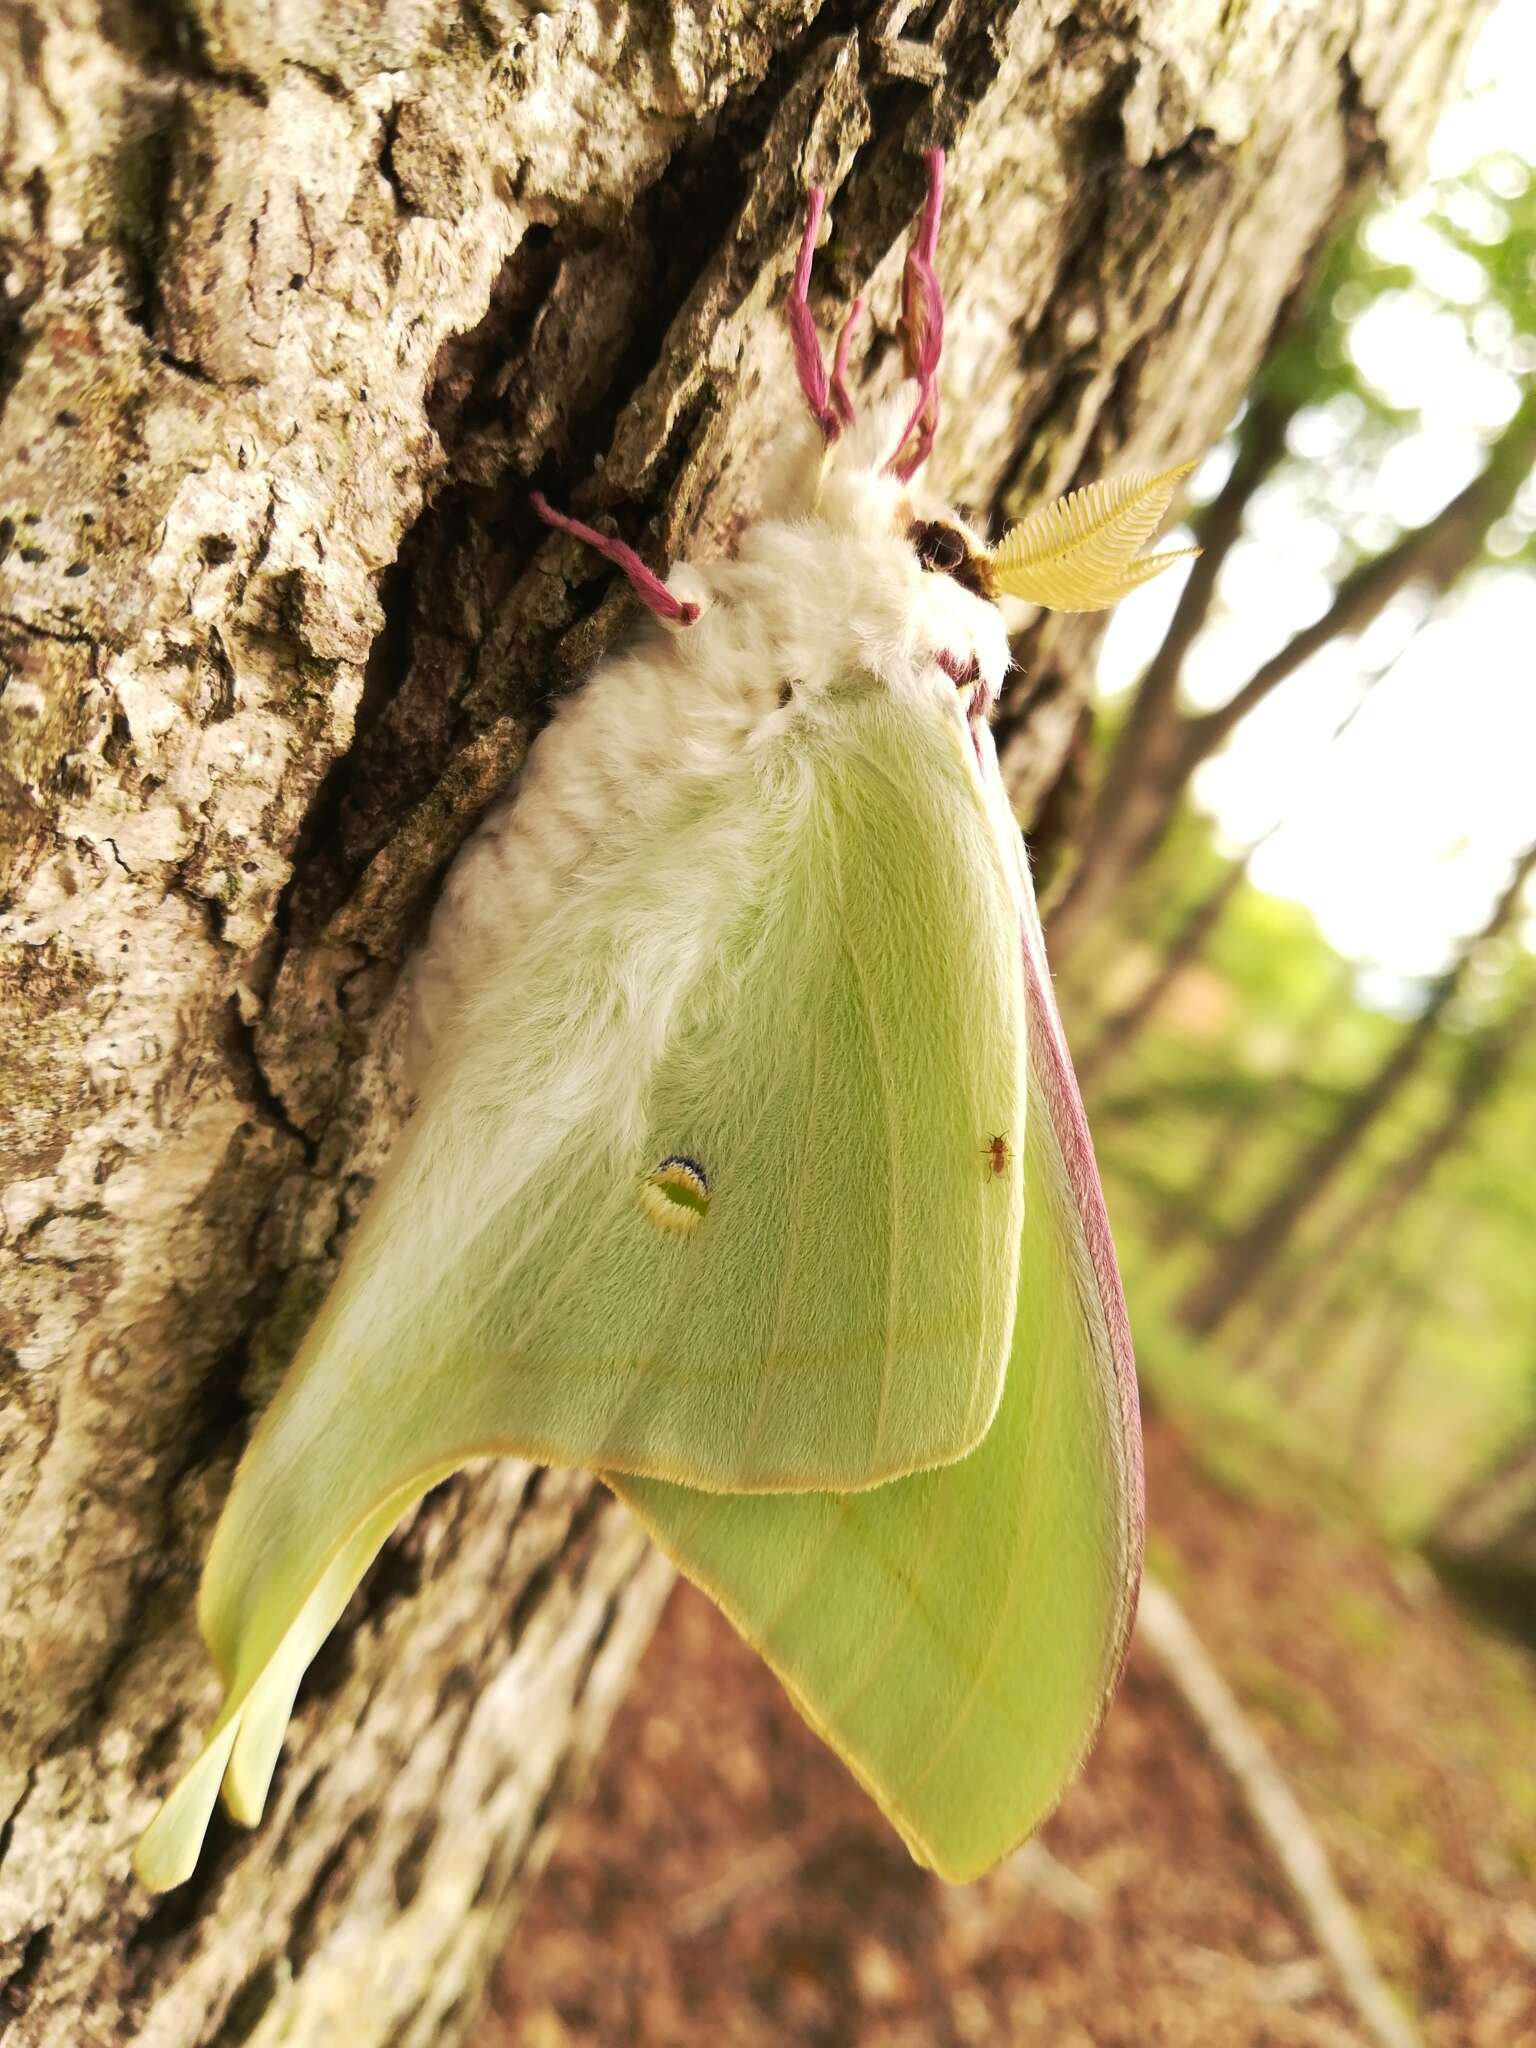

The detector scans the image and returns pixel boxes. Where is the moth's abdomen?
[408,618,781,1076]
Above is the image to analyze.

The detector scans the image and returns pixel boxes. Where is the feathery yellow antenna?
[990,463,1199,612]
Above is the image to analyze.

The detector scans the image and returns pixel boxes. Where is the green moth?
[135,150,1193,1892]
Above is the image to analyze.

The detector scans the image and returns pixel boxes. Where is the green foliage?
[1069,134,1536,1544]
[1194,149,1536,581]
[1252,211,1415,421]
[1065,836,1536,1538]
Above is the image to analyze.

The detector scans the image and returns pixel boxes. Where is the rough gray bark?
[0,2,1491,2043]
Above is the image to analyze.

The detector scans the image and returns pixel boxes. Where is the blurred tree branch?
[1047,390,1536,963]
[1136,1579,1421,2048]
[1242,976,1536,1377]
[1427,1418,1536,1644]
[1179,837,1536,1337]
[1078,841,1268,1093]
[1077,635,1403,1091]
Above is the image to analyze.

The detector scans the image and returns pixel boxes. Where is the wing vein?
[825,764,903,1475]
[735,926,828,1473]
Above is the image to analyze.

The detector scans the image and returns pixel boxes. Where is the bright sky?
[1096,0,1536,1004]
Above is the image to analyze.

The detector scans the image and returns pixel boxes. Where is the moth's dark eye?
[909,519,998,602]
[911,520,968,576]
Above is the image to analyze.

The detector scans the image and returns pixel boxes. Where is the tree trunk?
[1180,837,1536,1338]
[1240,982,1536,1377]
[1077,844,1260,1093]
[1045,386,1297,956]
[1427,1430,1536,1646]
[1347,1287,1423,1476]
[0,3,1492,2042]
[1077,627,1402,1090]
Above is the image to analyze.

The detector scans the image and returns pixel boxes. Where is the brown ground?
[473,1419,1536,2047]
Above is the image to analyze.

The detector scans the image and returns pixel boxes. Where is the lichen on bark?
[0,1,1491,2041]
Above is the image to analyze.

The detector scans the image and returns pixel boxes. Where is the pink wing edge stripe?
[1017,890,1147,1699]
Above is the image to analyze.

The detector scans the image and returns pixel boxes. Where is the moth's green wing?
[137,689,1025,1887]
[214,690,1022,1542]
[134,1475,440,1890]
[615,806,1142,1884]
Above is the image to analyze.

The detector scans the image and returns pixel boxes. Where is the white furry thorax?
[410,398,1013,1070]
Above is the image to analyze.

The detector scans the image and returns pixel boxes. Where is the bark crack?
[1337,44,1388,182]
[124,0,270,104]
[1,1923,53,2022]
[224,993,317,1161]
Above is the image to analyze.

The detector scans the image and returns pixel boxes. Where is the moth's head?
[735,392,1007,719]
[750,152,1198,715]
[529,151,1194,718]
[740,153,1008,721]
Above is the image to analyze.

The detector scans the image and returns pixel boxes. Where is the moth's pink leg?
[530,492,700,627]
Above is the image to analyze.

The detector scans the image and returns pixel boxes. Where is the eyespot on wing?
[639,1155,711,1234]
